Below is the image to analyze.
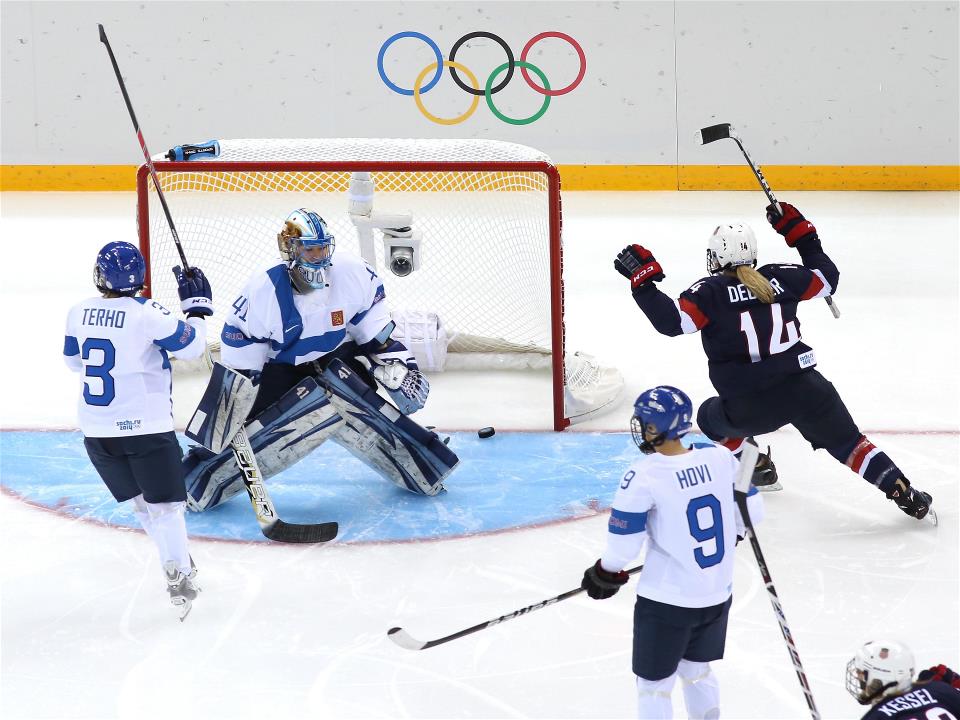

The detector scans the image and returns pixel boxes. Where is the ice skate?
[747,438,781,492]
[165,560,200,621]
[886,478,936,525]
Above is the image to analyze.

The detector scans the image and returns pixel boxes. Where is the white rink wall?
[1,0,957,165]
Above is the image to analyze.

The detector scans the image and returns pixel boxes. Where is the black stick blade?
[98,23,108,43]
[699,123,732,145]
[263,520,338,543]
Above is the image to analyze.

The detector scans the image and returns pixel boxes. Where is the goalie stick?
[388,564,643,651]
[699,122,841,320]
[734,442,821,720]
[230,427,338,543]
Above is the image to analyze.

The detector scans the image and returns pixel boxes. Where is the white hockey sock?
[145,500,192,574]
[677,660,720,720]
[131,495,166,556]
[636,673,676,719]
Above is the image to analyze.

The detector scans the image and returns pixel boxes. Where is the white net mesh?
[141,138,556,355]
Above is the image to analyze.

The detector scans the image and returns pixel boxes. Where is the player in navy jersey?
[614,202,934,521]
[64,242,212,619]
[847,639,960,718]
[581,385,763,719]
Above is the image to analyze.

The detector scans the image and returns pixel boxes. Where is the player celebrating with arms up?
[615,202,934,521]
[64,242,212,619]
[581,386,763,719]
[184,208,456,511]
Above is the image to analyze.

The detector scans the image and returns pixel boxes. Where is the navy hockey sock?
[835,434,902,493]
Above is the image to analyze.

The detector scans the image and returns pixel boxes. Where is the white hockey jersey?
[601,441,764,608]
[63,296,207,437]
[220,255,392,371]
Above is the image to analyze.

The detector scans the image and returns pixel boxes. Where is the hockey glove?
[581,560,630,600]
[373,360,429,415]
[615,245,665,289]
[766,202,817,247]
[173,266,214,317]
[918,665,960,689]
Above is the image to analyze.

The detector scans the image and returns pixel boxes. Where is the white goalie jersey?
[220,254,392,372]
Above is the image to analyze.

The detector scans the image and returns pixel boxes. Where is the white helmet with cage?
[845,639,916,705]
[278,208,336,292]
[706,223,758,275]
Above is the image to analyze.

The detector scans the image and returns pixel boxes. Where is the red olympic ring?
[520,32,586,97]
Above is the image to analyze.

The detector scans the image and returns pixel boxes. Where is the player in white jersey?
[184,208,456,511]
[581,385,764,719]
[63,241,212,620]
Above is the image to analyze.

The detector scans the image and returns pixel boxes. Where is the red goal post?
[136,138,620,430]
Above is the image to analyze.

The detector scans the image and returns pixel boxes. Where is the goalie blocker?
[183,360,458,511]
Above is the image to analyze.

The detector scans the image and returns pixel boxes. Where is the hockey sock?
[636,673,676,719]
[131,495,166,556]
[720,438,746,454]
[834,434,902,493]
[677,660,720,720]
[145,501,192,574]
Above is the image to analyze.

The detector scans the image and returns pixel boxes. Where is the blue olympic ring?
[377,31,443,97]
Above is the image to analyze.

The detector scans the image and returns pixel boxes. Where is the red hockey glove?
[581,560,630,600]
[615,245,665,289]
[918,664,960,689]
[766,202,818,247]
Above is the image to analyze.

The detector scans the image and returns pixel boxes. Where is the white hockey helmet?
[706,223,758,275]
[845,639,916,705]
[278,208,335,291]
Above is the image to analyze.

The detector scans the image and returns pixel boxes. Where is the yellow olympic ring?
[413,60,480,126]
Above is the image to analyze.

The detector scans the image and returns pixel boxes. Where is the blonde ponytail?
[735,265,775,304]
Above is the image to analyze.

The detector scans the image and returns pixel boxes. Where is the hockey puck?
[478,427,496,439]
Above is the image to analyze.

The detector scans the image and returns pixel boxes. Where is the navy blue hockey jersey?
[860,681,960,719]
[632,235,839,397]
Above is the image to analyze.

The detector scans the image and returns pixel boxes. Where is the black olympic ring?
[447,31,515,97]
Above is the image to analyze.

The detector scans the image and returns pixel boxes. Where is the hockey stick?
[734,443,821,720]
[388,564,644,651]
[98,24,190,272]
[230,427,338,543]
[699,122,841,320]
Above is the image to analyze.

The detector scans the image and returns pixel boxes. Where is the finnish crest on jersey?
[331,310,344,326]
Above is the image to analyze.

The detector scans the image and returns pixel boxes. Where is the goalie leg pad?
[184,377,343,511]
[321,359,458,496]
[184,362,258,453]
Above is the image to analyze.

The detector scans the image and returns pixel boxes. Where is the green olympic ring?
[485,61,551,126]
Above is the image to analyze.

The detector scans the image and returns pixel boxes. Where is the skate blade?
[924,508,939,526]
[170,597,193,622]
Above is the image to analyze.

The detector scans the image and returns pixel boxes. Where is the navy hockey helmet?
[278,208,335,291]
[94,241,146,296]
[631,385,693,454]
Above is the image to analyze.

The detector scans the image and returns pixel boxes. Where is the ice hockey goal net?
[137,138,620,430]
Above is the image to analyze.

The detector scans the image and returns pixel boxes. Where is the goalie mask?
[278,208,335,291]
[707,223,758,275]
[93,241,145,296]
[631,385,692,454]
[845,639,915,705]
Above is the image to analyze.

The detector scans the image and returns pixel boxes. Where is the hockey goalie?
[182,208,459,511]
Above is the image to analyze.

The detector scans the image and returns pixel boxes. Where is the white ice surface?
[1,191,958,719]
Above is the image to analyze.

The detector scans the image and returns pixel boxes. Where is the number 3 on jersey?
[81,338,116,406]
[687,494,725,568]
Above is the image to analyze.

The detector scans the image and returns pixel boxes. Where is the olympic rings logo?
[376,31,586,126]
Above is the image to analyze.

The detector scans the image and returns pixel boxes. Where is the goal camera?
[383,227,422,278]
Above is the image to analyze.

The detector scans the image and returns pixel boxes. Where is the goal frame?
[137,159,568,430]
